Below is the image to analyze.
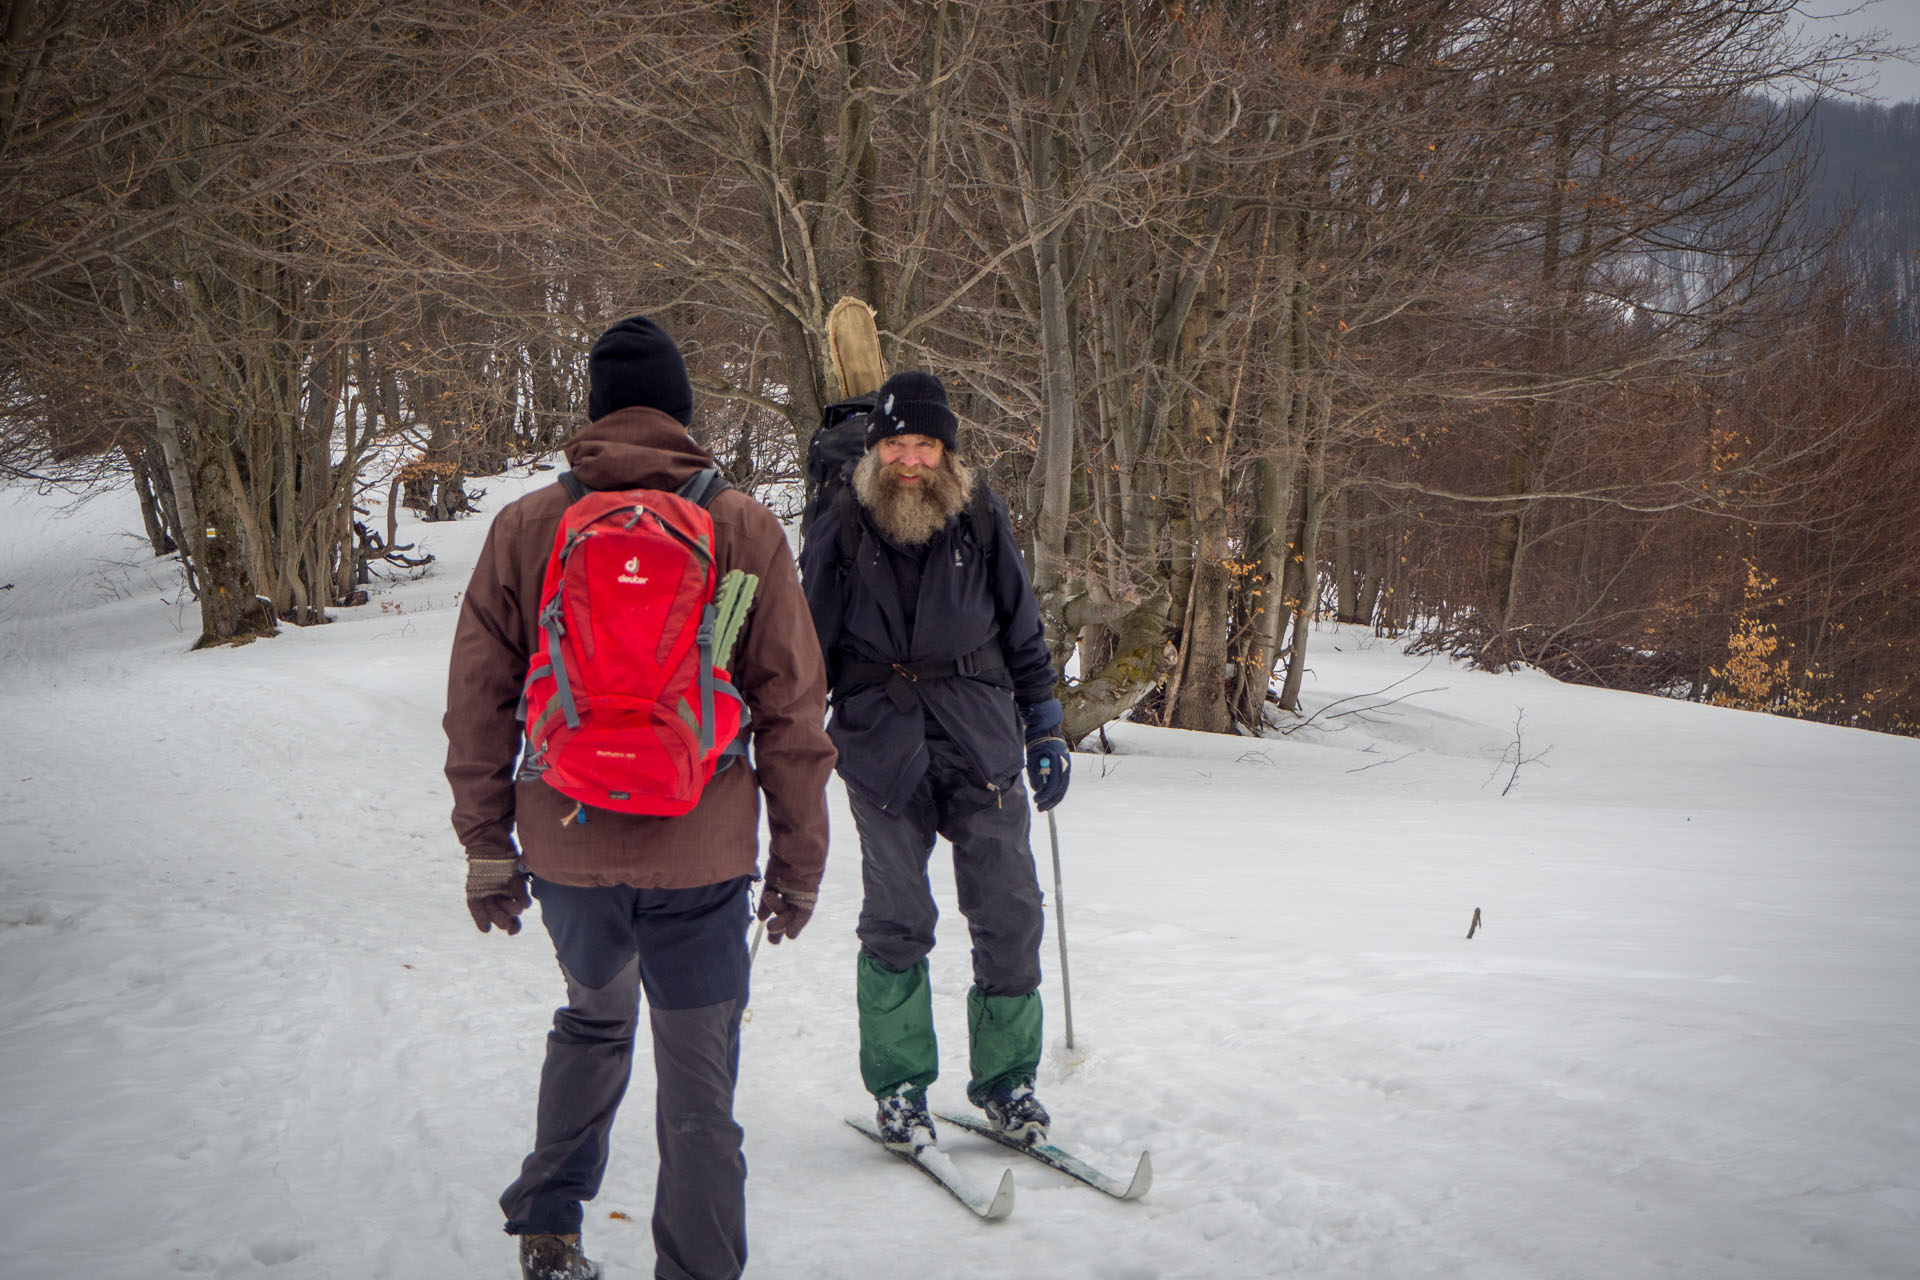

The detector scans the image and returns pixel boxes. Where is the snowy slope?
[1,470,1916,1280]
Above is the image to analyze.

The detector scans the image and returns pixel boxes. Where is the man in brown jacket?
[445,314,835,1280]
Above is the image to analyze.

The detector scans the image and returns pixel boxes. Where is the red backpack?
[518,468,748,820]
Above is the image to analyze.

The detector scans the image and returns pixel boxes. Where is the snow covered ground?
[2,466,1916,1280]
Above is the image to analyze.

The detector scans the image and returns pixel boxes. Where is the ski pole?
[1045,806,1075,1051]
[742,919,765,1023]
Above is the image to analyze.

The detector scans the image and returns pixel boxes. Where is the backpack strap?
[559,467,728,506]
[676,465,749,768]
[964,483,998,573]
[834,483,861,576]
[676,466,730,509]
[537,592,582,731]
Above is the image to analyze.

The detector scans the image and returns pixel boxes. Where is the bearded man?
[800,369,1071,1152]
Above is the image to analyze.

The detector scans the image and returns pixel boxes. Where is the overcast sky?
[1800,0,1920,103]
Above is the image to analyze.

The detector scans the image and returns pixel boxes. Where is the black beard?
[853,448,973,546]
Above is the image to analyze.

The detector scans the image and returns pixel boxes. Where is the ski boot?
[875,1085,938,1151]
[519,1232,601,1280]
[981,1084,1050,1145]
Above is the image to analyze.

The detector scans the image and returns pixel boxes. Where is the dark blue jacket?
[800,484,1061,813]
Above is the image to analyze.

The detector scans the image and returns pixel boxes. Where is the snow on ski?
[935,1111,1152,1201]
[843,1115,1016,1220]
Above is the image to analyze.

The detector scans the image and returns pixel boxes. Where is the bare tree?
[7,0,1908,741]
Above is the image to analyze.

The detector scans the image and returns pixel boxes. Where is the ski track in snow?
[2,472,1917,1279]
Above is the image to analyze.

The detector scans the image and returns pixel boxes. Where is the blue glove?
[1026,735,1071,812]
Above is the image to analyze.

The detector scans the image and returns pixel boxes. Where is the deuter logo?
[618,556,650,587]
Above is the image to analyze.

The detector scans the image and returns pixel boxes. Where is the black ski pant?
[848,730,1045,997]
[501,875,751,1280]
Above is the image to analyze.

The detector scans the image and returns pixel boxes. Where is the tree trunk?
[1167,264,1232,734]
[123,443,175,556]
[190,430,276,648]
[1230,219,1307,726]
[1060,592,1177,746]
[1333,492,1358,623]
[1278,391,1332,711]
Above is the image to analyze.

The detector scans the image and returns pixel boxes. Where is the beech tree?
[6,0,1909,737]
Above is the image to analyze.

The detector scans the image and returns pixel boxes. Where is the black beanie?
[865,370,959,452]
[587,315,694,425]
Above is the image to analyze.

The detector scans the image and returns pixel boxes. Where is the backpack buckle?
[954,650,979,677]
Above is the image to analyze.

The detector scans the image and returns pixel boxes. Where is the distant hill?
[1807,98,1920,331]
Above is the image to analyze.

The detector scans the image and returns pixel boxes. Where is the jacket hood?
[563,405,717,491]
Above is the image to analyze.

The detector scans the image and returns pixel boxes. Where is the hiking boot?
[519,1233,601,1280]
[875,1085,937,1150]
[982,1084,1050,1145]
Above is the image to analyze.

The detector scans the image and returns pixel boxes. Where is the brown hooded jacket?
[444,406,835,892]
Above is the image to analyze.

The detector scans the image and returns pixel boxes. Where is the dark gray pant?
[501,876,751,1280]
[848,733,1045,997]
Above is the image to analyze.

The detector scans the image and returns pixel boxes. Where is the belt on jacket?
[835,644,1010,711]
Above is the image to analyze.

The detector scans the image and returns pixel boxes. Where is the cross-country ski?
[843,1116,1015,1220]
[934,1111,1152,1201]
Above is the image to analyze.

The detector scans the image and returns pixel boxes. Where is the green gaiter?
[966,987,1042,1106]
[856,952,937,1099]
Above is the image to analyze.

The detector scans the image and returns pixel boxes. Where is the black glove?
[466,854,530,935]
[756,882,818,944]
[1025,735,1071,812]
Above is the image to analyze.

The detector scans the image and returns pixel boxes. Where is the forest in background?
[4,0,1916,738]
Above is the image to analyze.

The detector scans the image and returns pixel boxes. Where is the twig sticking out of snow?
[1488,708,1552,796]
[1345,749,1422,773]
[1279,657,1444,735]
